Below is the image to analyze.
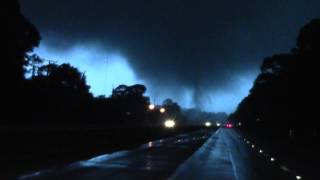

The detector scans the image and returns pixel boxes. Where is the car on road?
[224,122,234,128]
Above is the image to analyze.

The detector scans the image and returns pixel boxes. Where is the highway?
[18,130,212,180]
[17,128,295,180]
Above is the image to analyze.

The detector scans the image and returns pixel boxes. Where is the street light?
[204,122,211,127]
[148,104,155,110]
[216,122,221,127]
[160,107,166,113]
[164,119,175,128]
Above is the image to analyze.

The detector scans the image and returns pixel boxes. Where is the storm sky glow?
[21,0,319,114]
[34,42,256,113]
[34,43,144,96]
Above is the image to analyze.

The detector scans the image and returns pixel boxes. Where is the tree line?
[229,19,319,137]
[4,0,184,126]
[4,0,229,127]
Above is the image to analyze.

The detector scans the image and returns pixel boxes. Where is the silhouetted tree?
[112,84,146,98]
[162,98,182,119]
[296,19,320,55]
[41,63,90,93]
[6,0,41,85]
[231,19,319,138]
[111,84,150,126]
[24,54,44,77]
[4,0,41,122]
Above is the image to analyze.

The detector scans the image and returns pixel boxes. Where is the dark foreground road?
[16,128,297,180]
[17,130,212,180]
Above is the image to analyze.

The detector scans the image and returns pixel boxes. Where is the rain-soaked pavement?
[17,128,266,180]
[170,128,255,180]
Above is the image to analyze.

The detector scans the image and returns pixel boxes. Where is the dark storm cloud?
[20,0,320,112]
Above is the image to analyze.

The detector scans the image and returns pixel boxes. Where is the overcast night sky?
[20,0,319,113]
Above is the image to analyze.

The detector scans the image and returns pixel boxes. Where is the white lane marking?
[169,129,241,180]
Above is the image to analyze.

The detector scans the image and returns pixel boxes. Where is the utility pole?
[45,60,58,76]
[106,55,109,96]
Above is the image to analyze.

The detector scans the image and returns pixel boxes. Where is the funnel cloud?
[21,0,320,113]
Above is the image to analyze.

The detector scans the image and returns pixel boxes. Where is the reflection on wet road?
[18,130,212,180]
[18,128,301,180]
[169,128,255,180]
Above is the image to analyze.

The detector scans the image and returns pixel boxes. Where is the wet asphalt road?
[17,130,212,180]
[17,128,296,180]
[170,128,254,180]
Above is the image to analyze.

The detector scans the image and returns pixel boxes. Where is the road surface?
[17,128,294,180]
[17,130,212,180]
[170,128,255,180]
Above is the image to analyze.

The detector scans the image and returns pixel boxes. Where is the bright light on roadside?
[164,119,175,128]
[259,149,263,154]
[148,141,153,148]
[205,122,212,127]
[251,144,255,148]
[270,157,275,162]
[160,107,166,113]
[238,122,242,126]
[296,175,302,180]
[148,104,155,110]
[216,122,221,127]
